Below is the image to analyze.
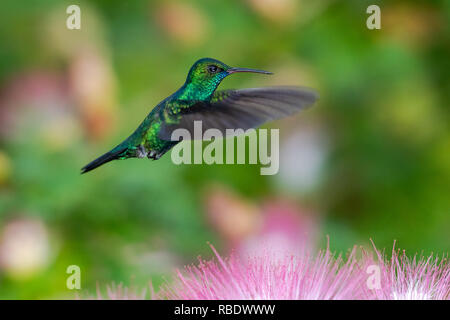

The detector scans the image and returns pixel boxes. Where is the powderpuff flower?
[362,241,450,300]
[159,244,366,300]
[90,241,449,300]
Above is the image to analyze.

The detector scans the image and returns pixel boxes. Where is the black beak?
[227,67,273,75]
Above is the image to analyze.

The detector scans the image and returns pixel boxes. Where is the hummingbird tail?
[81,147,127,174]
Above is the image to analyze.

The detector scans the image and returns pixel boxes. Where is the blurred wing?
[159,86,318,141]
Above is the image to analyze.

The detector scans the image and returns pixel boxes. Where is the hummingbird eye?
[207,65,219,73]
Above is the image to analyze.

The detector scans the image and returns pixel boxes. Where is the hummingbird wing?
[158,86,318,140]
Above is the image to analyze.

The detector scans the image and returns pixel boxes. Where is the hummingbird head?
[183,58,272,99]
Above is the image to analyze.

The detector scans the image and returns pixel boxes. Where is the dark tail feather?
[81,147,127,174]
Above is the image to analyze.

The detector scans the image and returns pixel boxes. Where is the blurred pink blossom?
[0,71,71,141]
[0,218,51,279]
[238,202,317,259]
[154,2,209,46]
[205,187,318,258]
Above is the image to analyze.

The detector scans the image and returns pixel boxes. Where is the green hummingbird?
[81,58,318,174]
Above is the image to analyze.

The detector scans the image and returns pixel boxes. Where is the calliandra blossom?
[158,244,366,300]
[362,241,450,300]
[89,241,449,300]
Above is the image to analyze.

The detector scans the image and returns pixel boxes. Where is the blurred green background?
[0,0,449,299]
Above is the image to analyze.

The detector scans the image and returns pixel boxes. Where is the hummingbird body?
[81,58,318,174]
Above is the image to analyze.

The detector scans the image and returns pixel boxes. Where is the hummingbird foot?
[147,150,164,160]
[137,145,148,158]
[147,150,157,160]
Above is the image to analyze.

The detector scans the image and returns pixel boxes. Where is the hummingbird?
[81,58,318,174]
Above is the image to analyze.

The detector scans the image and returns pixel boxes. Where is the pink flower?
[159,243,365,300]
[238,202,318,260]
[89,240,449,300]
[362,241,450,300]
